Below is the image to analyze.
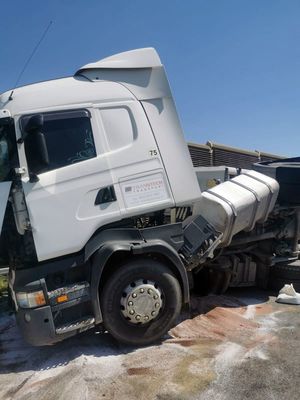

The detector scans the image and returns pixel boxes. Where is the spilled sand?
[1,289,298,400]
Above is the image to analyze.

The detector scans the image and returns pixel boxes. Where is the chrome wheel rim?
[120,279,163,324]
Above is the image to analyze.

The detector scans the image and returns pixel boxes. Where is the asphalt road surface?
[0,288,299,400]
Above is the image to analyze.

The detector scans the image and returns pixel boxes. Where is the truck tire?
[268,261,300,292]
[100,258,182,345]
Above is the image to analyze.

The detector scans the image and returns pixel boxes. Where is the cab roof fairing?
[75,48,173,102]
[76,48,163,71]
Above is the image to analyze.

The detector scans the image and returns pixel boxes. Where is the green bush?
[0,275,9,313]
[0,275,8,296]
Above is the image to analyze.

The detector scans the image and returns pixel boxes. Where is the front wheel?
[100,258,182,345]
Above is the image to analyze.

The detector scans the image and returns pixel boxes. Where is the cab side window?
[100,106,135,151]
[20,109,96,174]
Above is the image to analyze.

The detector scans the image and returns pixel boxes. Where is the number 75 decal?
[149,149,158,156]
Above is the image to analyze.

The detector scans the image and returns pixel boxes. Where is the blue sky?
[1,0,299,156]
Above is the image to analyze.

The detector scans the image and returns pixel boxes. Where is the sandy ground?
[0,288,300,400]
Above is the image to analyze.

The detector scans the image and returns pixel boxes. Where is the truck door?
[18,101,173,262]
[19,108,119,262]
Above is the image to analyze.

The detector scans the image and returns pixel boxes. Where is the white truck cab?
[0,48,200,262]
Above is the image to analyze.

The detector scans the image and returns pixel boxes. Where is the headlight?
[16,291,46,308]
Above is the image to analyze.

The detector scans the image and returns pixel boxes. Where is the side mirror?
[24,114,44,134]
[21,114,49,180]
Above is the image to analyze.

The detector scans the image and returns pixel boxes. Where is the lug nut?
[151,311,156,316]
[135,315,141,321]
[140,288,144,293]
[128,301,133,306]
[155,302,160,308]
[144,315,149,321]
[153,295,158,300]
[148,289,152,294]
[129,310,135,315]
[132,293,137,298]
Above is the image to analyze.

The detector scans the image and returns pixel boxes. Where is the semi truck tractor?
[0,48,299,346]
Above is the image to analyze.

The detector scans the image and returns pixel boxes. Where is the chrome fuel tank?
[195,170,279,246]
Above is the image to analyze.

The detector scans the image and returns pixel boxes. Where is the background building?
[188,141,284,169]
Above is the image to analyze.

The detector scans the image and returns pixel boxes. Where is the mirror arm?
[17,132,29,144]
[29,172,39,183]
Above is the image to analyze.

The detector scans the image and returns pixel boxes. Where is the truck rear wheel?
[100,258,182,345]
[269,260,300,292]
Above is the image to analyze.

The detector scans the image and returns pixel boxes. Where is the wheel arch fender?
[87,240,190,324]
[130,240,190,305]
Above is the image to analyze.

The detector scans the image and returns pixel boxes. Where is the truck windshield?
[0,118,18,182]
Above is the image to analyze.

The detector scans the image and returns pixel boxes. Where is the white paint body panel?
[141,99,201,205]
[0,78,135,115]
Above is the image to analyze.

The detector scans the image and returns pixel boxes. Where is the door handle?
[95,186,117,205]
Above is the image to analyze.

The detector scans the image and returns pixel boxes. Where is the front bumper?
[16,305,74,346]
[12,279,96,346]
[16,304,96,346]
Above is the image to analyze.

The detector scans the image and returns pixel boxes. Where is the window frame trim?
[19,108,97,175]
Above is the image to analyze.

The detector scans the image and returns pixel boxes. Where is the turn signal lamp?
[16,291,46,309]
[56,294,68,303]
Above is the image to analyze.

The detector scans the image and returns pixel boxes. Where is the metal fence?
[188,141,284,169]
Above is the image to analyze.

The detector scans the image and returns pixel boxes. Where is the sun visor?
[0,182,11,233]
